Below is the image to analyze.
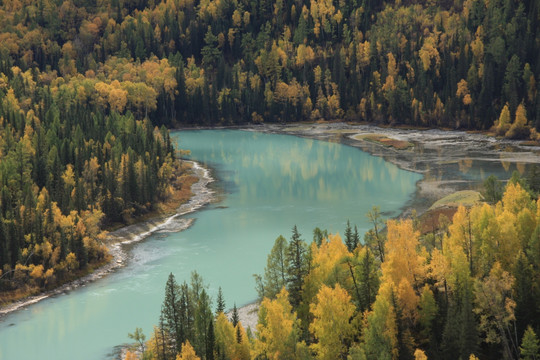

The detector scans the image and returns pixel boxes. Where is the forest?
[0,3,186,298]
[0,0,538,129]
[126,175,540,360]
[0,0,539,356]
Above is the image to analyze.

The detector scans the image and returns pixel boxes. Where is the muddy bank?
[0,160,215,318]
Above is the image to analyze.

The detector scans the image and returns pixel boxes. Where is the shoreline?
[208,122,540,329]
[242,122,540,214]
[3,122,539,326]
[0,160,215,319]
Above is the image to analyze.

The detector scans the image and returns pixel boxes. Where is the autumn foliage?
[131,179,540,360]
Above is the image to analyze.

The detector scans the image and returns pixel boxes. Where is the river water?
[0,130,423,359]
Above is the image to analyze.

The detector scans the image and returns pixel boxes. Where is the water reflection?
[0,130,422,360]
[182,130,412,206]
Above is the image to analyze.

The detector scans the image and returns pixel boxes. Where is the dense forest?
[0,0,538,130]
[127,176,540,360]
[0,0,539,353]
[0,3,188,298]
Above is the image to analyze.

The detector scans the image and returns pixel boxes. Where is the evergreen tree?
[520,326,540,360]
[313,227,328,247]
[344,220,354,252]
[216,287,225,314]
[161,273,183,354]
[231,303,239,328]
[194,288,213,358]
[353,226,360,251]
[286,225,309,308]
[206,320,215,360]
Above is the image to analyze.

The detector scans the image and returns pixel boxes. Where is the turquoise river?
[0,130,422,359]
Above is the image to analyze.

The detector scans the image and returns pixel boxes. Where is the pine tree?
[216,287,225,314]
[353,225,360,251]
[344,220,354,252]
[161,273,183,354]
[194,288,212,358]
[313,227,328,246]
[206,320,215,360]
[231,303,239,328]
[286,225,309,308]
[520,326,540,360]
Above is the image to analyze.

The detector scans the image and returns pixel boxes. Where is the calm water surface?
[0,130,422,359]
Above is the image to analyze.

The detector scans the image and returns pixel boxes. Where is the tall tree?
[286,225,309,308]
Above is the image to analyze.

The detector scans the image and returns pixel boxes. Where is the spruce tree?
[206,320,215,360]
[286,225,309,308]
[520,326,540,360]
[353,225,360,251]
[216,287,225,314]
[344,220,354,252]
[231,303,239,328]
[312,227,327,246]
[194,288,212,358]
[161,273,182,354]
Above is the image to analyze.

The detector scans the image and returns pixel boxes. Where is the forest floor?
[0,160,216,317]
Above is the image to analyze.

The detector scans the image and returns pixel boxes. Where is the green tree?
[201,26,221,70]
[286,225,309,308]
[128,327,146,355]
[161,273,183,355]
[216,287,225,314]
[263,235,289,299]
[520,326,540,360]
[483,175,503,204]
[231,303,239,328]
[344,220,354,252]
[313,227,328,246]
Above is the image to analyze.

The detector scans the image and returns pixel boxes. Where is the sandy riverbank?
[0,160,215,318]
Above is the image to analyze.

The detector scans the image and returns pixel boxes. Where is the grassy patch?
[352,133,414,150]
[429,190,483,210]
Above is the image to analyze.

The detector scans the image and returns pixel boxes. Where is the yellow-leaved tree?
[176,340,200,360]
[215,312,235,359]
[505,103,529,139]
[255,288,300,359]
[310,284,355,359]
[382,219,427,322]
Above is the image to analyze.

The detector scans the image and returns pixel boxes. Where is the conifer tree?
[231,303,239,328]
[520,326,540,360]
[344,220,354,252]
[286,225,309,308]
[161,273,182,354]
[206,320,215,360]
[216,287,225,314]
[353,225,360,251]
